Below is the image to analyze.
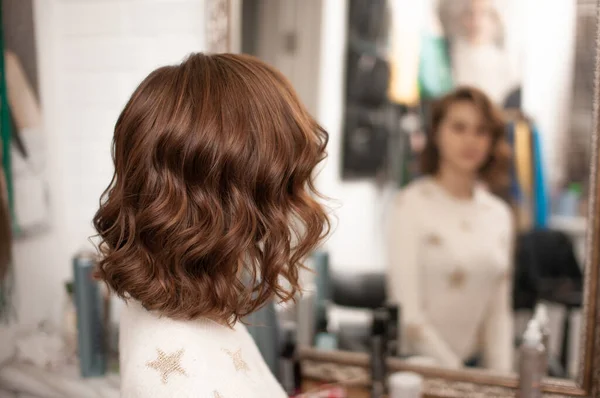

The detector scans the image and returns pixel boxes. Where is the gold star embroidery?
[213,391,224,398]
[425,234,442,246]
[448,267,467,289]
[223,348,250,372]
[146,348,187,384]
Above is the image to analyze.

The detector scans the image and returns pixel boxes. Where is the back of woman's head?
[94,53,329,324]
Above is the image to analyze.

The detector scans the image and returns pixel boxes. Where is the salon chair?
[328,271,387,352]
[514,229,583,377]
[331,272,387,309]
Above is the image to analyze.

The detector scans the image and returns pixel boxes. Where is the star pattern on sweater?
[448,267,467,289]
[425,233,442,246]
[213,391,224,398]
[146,348,188,384]
[223,348,250,373]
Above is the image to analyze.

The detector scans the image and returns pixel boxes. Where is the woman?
[387,87,513,371]
[94,53,329,397]
[440,0,521,105]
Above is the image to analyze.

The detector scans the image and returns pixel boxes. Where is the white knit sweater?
[387,177,514,371]
[119,300,287,398]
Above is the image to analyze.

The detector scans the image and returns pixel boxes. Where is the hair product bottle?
[280,322,302,396]
[534,303,550,375]
[517,319,545,398]
[386,303,400,357]
[73,252,106,377]
[370,309,388,398]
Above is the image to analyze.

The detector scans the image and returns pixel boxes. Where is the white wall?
[522,0,577,190]
[314,0,388,274]
[16,0,206,326]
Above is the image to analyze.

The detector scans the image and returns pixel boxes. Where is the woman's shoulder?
[120,299,245,351]
[477,189,513,221]
[393,177,436,210]
[119,300,284,397]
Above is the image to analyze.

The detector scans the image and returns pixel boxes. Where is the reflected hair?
[421,86,511,194]
[93,53,329,324]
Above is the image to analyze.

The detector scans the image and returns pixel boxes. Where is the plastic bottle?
[517,319,545,398]
[386,303,400,357]
[73,251,106,377]
[370,309,388,398]
[279,322,302,397]
[534,303,550,375]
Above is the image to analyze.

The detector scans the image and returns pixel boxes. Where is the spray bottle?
[517,319,545,398]
[370,309,388,398]
[534,303,550,375]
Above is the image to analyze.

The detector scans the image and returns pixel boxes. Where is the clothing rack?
[503,112,549,231]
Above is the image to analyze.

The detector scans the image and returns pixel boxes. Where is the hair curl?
[421,86,511,195]
[93,53,329,324]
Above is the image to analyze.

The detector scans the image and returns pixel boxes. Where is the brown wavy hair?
[421,86,511,194]
[93,53,329,324]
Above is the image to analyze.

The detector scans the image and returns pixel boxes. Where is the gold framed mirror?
[208,0,600,396]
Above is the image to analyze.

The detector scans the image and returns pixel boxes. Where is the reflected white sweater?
[119,300,287,398]
[387,177,514,371]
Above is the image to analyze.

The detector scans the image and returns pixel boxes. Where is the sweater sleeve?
[387,194,463,369]
[481,213,515,372]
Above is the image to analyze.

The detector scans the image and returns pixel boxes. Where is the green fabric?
[0,2,16,322]
[0,4,14,228]
[418,35,453,99]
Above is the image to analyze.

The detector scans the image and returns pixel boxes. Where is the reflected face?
[435,101,493,175]
[462,0,498,44]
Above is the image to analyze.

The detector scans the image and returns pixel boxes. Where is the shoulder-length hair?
[421,86,511,194]
[93,53,329,324]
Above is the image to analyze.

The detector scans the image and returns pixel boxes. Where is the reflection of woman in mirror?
[387,87,513,370]
[439,0,520,105]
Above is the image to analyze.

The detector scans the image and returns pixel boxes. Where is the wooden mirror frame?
[207,0,600,395]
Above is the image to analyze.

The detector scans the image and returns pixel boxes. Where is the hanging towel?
[514,120,533,230]
[418,35,453,99]
[515,121,533,197]
[0,24,13,226]
[387,1,421,105]
[506,122,521,203]
[532,126,549,228]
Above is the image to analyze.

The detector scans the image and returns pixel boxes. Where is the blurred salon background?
[0,0,595,396]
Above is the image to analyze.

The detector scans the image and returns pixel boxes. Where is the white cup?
[388,371,423,398]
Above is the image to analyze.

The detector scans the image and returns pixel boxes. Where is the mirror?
[233,0,598,394]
